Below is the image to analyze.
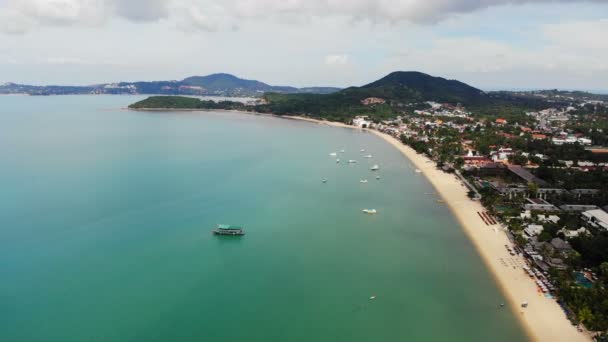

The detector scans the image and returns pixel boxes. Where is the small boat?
[371,165,379,171]
[369,296,376,300]
[336,159,340,163]
[360,179,368,183]
[364,155,373,158]
[415,169,422,173]
[360,149,366,152]
[376,176,380,180]
[329,152,337,156]
[348,160,357,164]
[213,224,245,236]
[362,209,377,214]
[322,179,328,183]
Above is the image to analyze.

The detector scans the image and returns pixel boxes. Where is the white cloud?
[325,54,350,66]
[1,0,607,34]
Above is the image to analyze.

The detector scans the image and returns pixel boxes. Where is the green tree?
[578,306,594,326]
[527,182,539,198]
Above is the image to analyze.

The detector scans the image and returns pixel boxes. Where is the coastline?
[285,115,589,342]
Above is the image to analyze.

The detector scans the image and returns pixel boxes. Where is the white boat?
[415,169,422,173]
[348,160,357,164]
[371,165,379,171]
[376,176,380,180]
[336,159,340,163]
[322,179,328,183]
[360,179,368,183]
[362,209,377,214]
[360,149,366,152]
[369,296,376,300]
[364,155,373,158]
[329,152,337,157]
[339,149,345,153]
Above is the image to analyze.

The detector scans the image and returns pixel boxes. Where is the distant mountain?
[252,71,493,120]
[0,74,341,97]
[357,71,486,104]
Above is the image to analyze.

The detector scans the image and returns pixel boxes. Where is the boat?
[348,160,357,164]
[336,159,340,163]
[415,169,422,173]
[329,152,337,156]
[371,165,379,171]
[376,176,380,180]
[213,224,245,236]
[360,179,368,183]
[369,295,376,300]
[360,149,366,152]
[322,179,328,183]
[362,209,377,214]
[364,155,373,158]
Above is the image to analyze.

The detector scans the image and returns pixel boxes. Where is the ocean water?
[0,96,527,341]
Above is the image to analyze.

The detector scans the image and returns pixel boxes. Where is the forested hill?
[359,71,486,104]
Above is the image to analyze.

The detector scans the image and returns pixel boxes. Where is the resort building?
[524,198,560,212]
[581,209,608,230]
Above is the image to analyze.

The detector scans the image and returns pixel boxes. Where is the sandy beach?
[286,115,589,342]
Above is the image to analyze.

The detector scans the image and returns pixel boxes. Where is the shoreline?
[285,115,589,342]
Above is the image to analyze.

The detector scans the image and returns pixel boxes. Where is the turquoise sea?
[0,96,527,341]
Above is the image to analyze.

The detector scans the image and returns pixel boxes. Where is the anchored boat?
[213,224,245,236]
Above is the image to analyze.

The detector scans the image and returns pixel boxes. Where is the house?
[496,118,508,125]
[550,238,573,255]
[560,227,589,239]
[352,116,372,128]
[524,224,544,237]
[532,134,548,140]
[361,97,386,106]
[547,257,568,270]
[537,215,560,224]
[582,209,608,230]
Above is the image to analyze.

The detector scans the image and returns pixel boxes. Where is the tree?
[601,262,608,283]
[454,157,464,169]
[527,182,539,198]
[578,306,594,326]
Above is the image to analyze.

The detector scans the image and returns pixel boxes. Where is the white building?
[582,209,608,230]
[524,224,544,237]
[537,215,560,224]
[560,227,589,239]
[352,116,372,128]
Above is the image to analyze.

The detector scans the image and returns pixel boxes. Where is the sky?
[0,0,607,91]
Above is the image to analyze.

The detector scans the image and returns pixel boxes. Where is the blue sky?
[0,0,607,91]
